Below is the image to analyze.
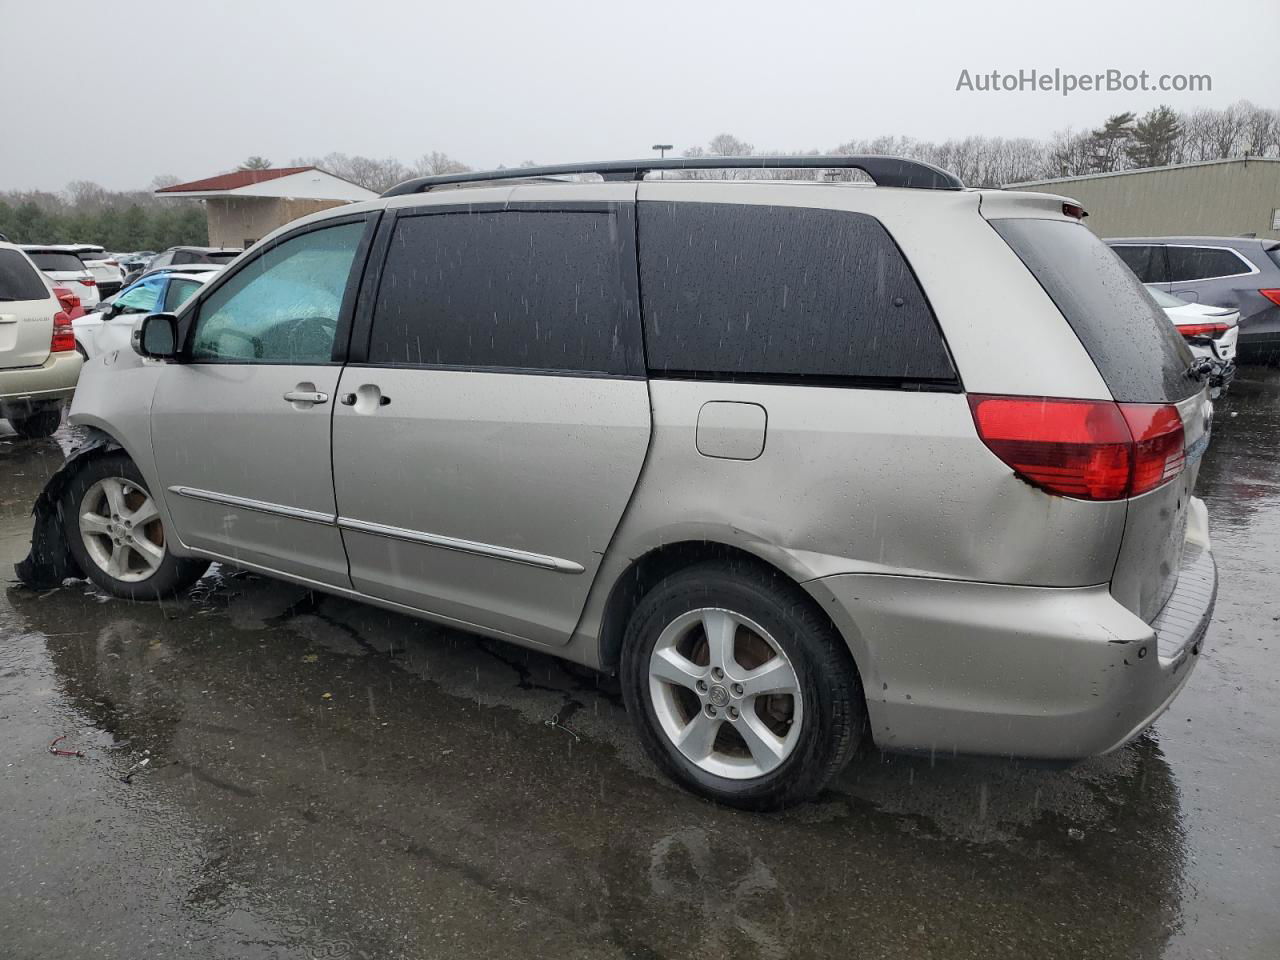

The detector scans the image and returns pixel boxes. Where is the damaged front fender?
[14,428,120,589]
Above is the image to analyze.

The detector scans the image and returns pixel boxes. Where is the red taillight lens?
[51,314,76,353]
[81,277,96,287]
[968,395,1185,501]
[52,286,80,313]
[104,259,118,266]
[1260,289,1280,307]
[1120,403,1186,497]
[1177,322,1231,339]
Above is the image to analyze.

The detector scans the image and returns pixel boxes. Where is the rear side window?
[1167,246,1253,282]
[637,202,956,384]
[1111,244,1168,283]
[0,249,49,301]
[992,218,1196,403]
[369,210,641,375]
[27,252,87,272]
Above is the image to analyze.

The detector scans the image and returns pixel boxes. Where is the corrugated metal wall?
[1010,160,1280,240]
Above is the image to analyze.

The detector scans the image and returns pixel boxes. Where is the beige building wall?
[205,197,351,248]
[1010,159,1280,240]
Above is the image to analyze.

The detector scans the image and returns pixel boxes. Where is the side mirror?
[133,312,180,360]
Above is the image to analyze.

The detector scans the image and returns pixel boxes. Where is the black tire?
[621,559,866,810]
[61,452,210,601]
[8,408,62,439]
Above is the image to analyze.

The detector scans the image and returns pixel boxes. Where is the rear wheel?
[621,560,866,809]
[8,408,62,439]
[61,452,209,600]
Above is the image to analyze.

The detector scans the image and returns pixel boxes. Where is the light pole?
[652,144,673,159]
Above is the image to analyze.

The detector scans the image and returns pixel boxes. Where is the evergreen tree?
[1126,105,1182,168]
[1087,112,1136,172]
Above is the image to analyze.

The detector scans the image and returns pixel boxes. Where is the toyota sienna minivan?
[18,156,1218,808]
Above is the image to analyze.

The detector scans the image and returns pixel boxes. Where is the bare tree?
[238,156,273,171]
[414,151,471,177]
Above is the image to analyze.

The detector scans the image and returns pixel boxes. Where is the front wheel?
[621,560,866,809]
[61,452,210,600]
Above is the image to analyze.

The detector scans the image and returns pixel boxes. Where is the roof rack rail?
[381,155,965,197]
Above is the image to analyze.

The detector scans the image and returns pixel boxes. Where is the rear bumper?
[806,508,1216,761]
[0,351,83,415]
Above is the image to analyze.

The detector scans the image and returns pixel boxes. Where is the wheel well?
[597,540,851,674]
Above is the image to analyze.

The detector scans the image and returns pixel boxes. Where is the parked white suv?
[1,243,83,437]
[68,245,126,298]
[20,245,100,308]
[17,157,1217,808]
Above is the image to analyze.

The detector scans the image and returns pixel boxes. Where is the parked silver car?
[18,157,1218,808]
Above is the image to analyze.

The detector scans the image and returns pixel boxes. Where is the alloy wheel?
[648,607,804,779]
[78,477,166,583]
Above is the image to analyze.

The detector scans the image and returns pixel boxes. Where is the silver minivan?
[18,157,1218,808]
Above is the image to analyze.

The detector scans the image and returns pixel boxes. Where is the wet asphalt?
[1,374,1278,960]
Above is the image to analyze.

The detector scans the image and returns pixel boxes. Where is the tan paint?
[1010,158,1280,240]
[204,196,353,247]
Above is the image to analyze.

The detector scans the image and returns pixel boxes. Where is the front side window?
[638,202,955,383]
[1167,246,1253,282]
[114,277,164,314]
[369,210,640,374]
[190,222,364,363]
[163,278,204,312]
[1111,244,1168,284]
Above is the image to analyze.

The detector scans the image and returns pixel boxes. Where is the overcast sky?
[2,0,1276,191]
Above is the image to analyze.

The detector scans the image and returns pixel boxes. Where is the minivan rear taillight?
[968,395,1185,501]
[1260,289,1280,307]
[80,277,96,287]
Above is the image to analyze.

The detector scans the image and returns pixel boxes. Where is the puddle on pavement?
[4,371,1280,959]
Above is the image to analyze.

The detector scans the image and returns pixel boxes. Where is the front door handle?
[283,388,329,406]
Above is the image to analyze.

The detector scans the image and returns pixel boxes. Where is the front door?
[331,202,651,645]
[150,217,373,588]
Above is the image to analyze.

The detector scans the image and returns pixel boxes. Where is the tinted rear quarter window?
[992,218,1196,403]
[1111,244,1168,283]
[1167,246,1252,282]
[0,249,50,301]
[370,210,641,375]
[638,202,955,384]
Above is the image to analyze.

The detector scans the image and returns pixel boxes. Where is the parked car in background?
[20,157,1218,808]
[1147,285,1238,397]
[123,248,237,286]
[20,245,100,308]
[1107,236,1280,364]
[68,245,126,298]
[117,252,153,281]
[74,270,214,358]
[0,242,83,438]
[111,261,224,298]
